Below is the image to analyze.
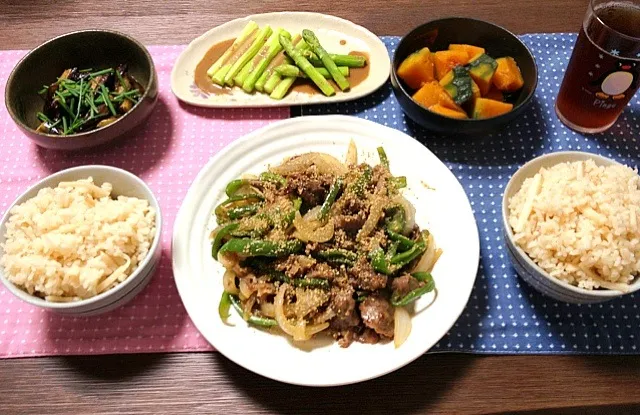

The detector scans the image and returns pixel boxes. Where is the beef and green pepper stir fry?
[212,143,442,347]
[36,65,144,135]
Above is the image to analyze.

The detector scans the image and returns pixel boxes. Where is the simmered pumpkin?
[472,97,513,119]
[493,57,524,92]
[433,50,469,80]
[412,81,462,111]
[485,86,504,102]
[397,47,436,89]
[449,44,485,61]
[429,104,468,119]
[471,80,481,100]
[439,66,474,105]
[467,53,498,96]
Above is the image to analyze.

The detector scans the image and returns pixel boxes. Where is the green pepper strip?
[387,241,400,257]
[218,291,232,320]
[377,146,389,169]
[269,271,330,289]
[351,165,372,196]
[385,206,406,234]
[211,223,240,259]
[392,176,407,189]
[215,194,264,219]
[316,248,357,266]
[228,204,261,220]
[229,294,278,327]
[219,238,303,257]
[225,179,247,196]
[282,197,302,227]
[259,172,286,187]
[369,246,395,275]
[318,177,343,221]
[389,232,427,266]
[391,272,435,307]
[386,229,414,251]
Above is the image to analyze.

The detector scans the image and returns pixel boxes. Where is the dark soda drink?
[556,0,640,133]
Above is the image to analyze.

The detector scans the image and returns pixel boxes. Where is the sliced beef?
[275,255,316,278]
[359,295,394,338]
[329,286,360,331]
[391,274,423,299]
[306,262,337,280]
[283,170,332,206]
[334,211,366,234]
[356,328,380,344]
[349,257,388,291]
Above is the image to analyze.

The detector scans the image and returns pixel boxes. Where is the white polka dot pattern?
[302,35,640,354]
[0,46,289,358]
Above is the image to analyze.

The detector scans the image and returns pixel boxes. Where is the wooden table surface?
[2,1,639,414]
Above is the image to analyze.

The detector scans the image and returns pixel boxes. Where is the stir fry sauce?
[212,144,441,347]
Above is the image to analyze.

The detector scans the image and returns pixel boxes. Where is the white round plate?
[172,115,479,386]
[170,12,390,108]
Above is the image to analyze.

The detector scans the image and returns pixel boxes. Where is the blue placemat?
[297,34,640,354]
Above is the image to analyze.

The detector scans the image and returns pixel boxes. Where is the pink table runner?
[0,46,290,358]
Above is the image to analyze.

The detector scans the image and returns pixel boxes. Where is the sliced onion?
[413,232,438,273]
[222,270,239,295]
[305,322,330,338]
[345,139,358,166]
[293,211,335,243]
[271,153,348,176]
[260,302,276,318]
[218,252,238,269]
[394,307,412,348]
[275,284,304,338]
[239,277,256,300]
[358,194,387,241]
[392,195,416,235]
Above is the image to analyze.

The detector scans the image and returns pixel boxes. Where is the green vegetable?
[368,231,428,275]
[228,204,261,220]
[219,291,232,320]
[318,177,343,221]
[384,206,406,234]
[389,231,427,266]
[206,22,260,78]
[223,25,273,86]
[377,146,389,169]
[233,60,254,87]
[301,51,367,68]
[225,179,247,196]
[302,29,350,91]
[242,28,291,93]
[369,246,394,275]
[229,294,278,327]
[269,271,330,289]
[391,176,407,189]
[316,249,357,266]
[274,64,349,79]
[386,229,414,251]
[279,34,335,96]
[439,66,473,105]
[211,223,240,259]
[214,194,264,221]
[268,40,310,99]
[391,273,435,307]
[259,172,286,186]
[219,238,303,257]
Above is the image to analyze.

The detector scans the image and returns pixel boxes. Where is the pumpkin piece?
[428,104,468,119]
[449,44,486,61]
[472,97,513,119]
[433,50,469,80]
[485,86,504,101]
[471,80,481,100]
[397,48,435,89]
[467,53,498,96]
[439,66,474,105]
[493,57,524,92]
[412,81,463,112]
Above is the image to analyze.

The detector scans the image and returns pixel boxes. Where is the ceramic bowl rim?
[502,151,640,299]
[4,29,156,140]
[0,165,163,310]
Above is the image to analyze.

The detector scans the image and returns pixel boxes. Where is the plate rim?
[169,11,391,108]
[172,115,480,386]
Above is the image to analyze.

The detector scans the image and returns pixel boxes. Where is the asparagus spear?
[223,25,273,86]
[242,29,291,93]
[207,21,259,78]
[211,30,260,86]
[274,64,349,78]
[302,29,350,91]
[233,60,254,86]
[257,37,303,92]
[265,40,309,95]
[279,34,334,96]
[301,51,366,68]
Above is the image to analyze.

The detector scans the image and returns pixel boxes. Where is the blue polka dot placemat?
[296,34,640,354]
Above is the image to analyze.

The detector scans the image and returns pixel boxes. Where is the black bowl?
[5,30,158,150]
[390,17,538,135]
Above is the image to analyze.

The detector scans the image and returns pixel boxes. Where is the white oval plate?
[170,12,390,108]
[172,115,479,386]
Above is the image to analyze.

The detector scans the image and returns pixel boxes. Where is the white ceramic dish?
[172,115,479,386]
[502,151,640,304]
[170,12,390,108]
[0,165,162,316]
